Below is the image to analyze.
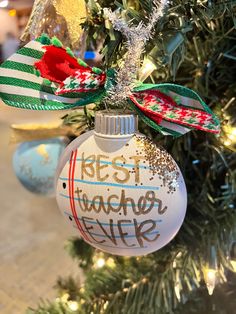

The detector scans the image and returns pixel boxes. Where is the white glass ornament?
[56,111,187,256]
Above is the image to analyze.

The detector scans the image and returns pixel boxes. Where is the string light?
[203,246,218,295]
[95,257,106,268]
[220,98,236,152]
[60,293,70,303]
[93,253,116,269]
[230,260,236,272]
[204,269,217,295]
[139,58,157,82]
[222,125,236,149]
[224,139,232,146]
[174,269,181,301]
[68,300,79,311]
[230,242,236,272]
[55,292,80,311]
[103,301,109,310]
[106,257,116,268]
[174,281,181,301]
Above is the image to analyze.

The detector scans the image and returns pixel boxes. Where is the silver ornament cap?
[94,111,138,137]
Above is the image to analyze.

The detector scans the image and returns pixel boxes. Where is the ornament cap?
[95,111,138,138]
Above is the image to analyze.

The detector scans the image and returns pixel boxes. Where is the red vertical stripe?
[68,150,90,242]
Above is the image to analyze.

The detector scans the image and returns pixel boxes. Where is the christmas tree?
[1,0,236,313]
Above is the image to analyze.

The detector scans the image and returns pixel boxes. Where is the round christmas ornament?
[56,112,187,256]
[13,138,67,196]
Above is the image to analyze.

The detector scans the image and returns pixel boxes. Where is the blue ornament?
[13,138,67,196]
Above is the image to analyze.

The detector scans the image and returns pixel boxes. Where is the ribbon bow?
[0,35,220,137]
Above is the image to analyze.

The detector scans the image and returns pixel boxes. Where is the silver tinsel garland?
[105,0,168,106]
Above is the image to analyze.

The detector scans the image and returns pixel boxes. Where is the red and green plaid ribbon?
[0,34,220,137]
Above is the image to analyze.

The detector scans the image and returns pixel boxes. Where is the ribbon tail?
[128,100,181,137]
[131,83,220,136]
[0,40,81,110]
[0,35,106,111]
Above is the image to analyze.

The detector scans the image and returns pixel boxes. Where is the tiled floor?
[0,103,81,313]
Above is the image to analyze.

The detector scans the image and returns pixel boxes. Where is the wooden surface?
[0,102,81,313]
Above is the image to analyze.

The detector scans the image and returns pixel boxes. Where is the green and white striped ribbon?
[0,41,81,110]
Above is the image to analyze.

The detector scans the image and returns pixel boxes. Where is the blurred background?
[0,1,81,313]
[1,0,236,313]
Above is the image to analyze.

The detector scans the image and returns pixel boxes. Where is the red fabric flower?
[35,45,90,84]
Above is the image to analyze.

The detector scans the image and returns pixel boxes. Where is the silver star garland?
[105,0,169,106]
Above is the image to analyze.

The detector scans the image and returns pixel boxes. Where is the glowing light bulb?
[231,260,236,272]
[95,257,106,268]
[224,139,232,146]
[61,293,70,303]
[174,282,181,301]
[103,301,109,310]
[220,125,236,152]
[106,257,116,268]
[174,269,182,301]
[139,58,156,82]
[228,134,236,141]
[225,126,236,140]
[68,300,79,311]
[231,128,236,136]
[0,0,8,8]
[222,125,236,150]
[204,269,217,295]
[230,242,236,272]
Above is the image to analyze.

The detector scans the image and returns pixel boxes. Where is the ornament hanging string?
[21,0,51,42]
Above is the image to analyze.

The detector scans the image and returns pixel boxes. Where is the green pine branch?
[30,0,236,313]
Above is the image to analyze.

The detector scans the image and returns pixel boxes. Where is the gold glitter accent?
[21,0,86,50]
[36,144,50,164]
[135,135,180,193]
[53,0,87,48]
